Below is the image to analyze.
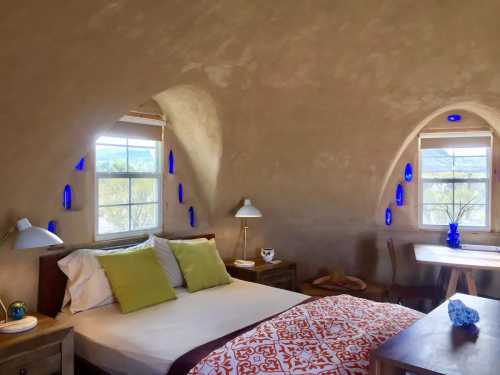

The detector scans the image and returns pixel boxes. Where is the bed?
[38,233,423,375]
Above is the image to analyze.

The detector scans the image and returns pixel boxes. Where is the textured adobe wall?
[2,1,500,308]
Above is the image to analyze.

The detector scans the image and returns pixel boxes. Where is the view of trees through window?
[96,136,161,237]
[420,146,489,227]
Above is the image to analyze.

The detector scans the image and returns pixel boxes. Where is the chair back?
[387,238,397,286]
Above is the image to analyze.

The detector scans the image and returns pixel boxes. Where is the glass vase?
[447,222,460,249]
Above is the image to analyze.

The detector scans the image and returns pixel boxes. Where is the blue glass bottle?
[178,183,184,204]
[404,163,413,182]
[188,206,196,227]
[168,150,174,174]
[395,184,404,206]
[48,220,57,234]
[447,114,461,122]
[63,184,72,210]
[75,157,85,171]
[385,208,392,226]
[447,223,460,248]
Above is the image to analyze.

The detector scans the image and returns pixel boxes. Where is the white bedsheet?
[57,278,308,375]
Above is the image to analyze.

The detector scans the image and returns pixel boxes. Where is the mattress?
[56,279,308,375]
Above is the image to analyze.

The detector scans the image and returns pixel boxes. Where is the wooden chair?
[387,238,441,311]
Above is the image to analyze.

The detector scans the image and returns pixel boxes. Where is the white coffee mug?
[261,248,275,263]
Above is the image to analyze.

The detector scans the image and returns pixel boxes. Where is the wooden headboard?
[38,233,216,317]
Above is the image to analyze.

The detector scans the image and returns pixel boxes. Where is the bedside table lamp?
[235,199,262,261]
[0,218,64,333]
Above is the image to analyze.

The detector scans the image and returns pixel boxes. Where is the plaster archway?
[377,101,500,215]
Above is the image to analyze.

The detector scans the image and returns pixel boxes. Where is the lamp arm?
[0,226,15,247]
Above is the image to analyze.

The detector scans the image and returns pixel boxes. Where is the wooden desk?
[414,244,500,298]
[370,293,499,375]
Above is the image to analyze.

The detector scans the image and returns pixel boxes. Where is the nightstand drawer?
[0,343,61,375]
[260,269,294,289]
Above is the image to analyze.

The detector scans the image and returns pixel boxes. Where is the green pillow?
[169,240,231,292]
[97,248,176,313]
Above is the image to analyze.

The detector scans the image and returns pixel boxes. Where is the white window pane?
[422,204,453,226]
[453,156,487,178]
[131,204,158,230]
[128,139,157,147]
[458,205,487,227]
[128,147,157,173]
[453,147,487,157]
[422,148,453,158]
[422,182,453,204]
[421,156,453,179]
[96,145,127,172]
[99,206,130,234]
[455,182,487,204]
[131,178,158,204]
[98,178,129,206]
[96,136,127,145]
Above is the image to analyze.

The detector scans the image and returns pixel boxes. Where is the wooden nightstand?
[0,313,74,375]
[225,259,297,291]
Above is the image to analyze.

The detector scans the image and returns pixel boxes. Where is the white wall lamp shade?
[14,218,63,250]
[235,199,263,218]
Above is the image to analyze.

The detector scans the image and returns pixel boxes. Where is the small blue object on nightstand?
[448,299,479,327]
[8,301,28,321]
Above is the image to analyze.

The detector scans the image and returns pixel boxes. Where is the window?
[95,136,162,240]
[419,132,491,230]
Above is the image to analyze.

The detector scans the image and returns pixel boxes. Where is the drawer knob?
[19,368,28,375]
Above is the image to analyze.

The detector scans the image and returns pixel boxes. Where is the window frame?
[94,136,163,241]
[418,131,492,232]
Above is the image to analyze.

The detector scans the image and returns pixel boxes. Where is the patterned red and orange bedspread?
[189,295,423,375]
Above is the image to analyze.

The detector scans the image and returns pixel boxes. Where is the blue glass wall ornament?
[188,206,196,227]
[404,163,413,182]
[395,183,404,206]
[63,184,72,210]
[447,114,461,122]
[48,220,57,234]
[168,150,174,175]
[178,183,184,204]
[385,208,392,226]
[75,157,85,171]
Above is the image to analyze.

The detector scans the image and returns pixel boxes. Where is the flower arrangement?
[444,197,476,224]
[443,197,476,249]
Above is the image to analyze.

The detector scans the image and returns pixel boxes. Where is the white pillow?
[152,236,184,288]
[58,238,154,314]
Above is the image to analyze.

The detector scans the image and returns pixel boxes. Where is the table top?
[413,244,500,271]
[372,293,500,375]
[224,258,295,273]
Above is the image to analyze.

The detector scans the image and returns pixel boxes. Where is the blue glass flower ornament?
[8,301,28,321]
[395,184,404,206]
[188,206,196,227]
[178,183,184,204]
[404,163,413,182]
[168,150,174,175]
[447,114,462,122]
[62,184,72,210]
[75,157,85,171]
[448,299,479,327]
[48,220,57,234]
[385,208,392,226]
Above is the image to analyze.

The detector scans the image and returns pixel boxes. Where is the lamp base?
[234,259,255,268]
[0,316,38,334]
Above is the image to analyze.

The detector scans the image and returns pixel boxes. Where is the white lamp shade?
[14,218,63,250]
[235,199,263,218]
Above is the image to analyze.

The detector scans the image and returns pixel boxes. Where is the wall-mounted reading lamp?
[0,218,63,332]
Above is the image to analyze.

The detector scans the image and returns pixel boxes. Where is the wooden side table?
[225,259,297,291]
[370,293,499,375]
[0,313,74,375]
